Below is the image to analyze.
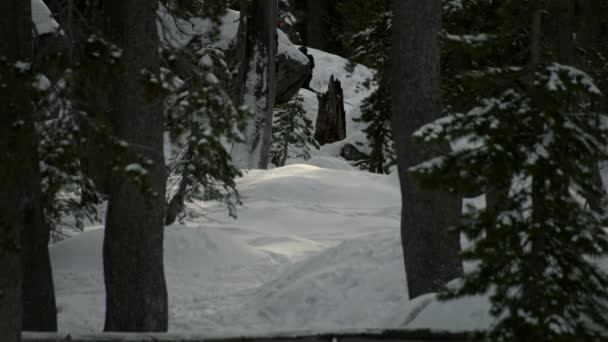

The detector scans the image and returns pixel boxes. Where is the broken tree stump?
[315,75,346,145]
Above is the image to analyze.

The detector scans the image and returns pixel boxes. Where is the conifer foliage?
[271,93,318,167]
[345,5,394,174]
[411,1,608,339]
[354,78,394,173]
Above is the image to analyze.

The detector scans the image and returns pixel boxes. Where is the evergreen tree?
[159,0,247,225]
[411,1,608,339]
[270,93,318,166]
[278,0,300,42]
[354,77,394,174]
[163,46,246,224]
[344,4,395,174]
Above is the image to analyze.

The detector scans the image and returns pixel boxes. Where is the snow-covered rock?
[32,0,59,35]
[157,7,310,103]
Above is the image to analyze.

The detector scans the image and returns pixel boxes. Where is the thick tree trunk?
[21,199,57,332]
[100,0,168,332]
[23,0,60,334]
[0,1,38,340]
[230,0,278,169]
[304,0,327,50]
[314,76,346,145]
[391,0,463,299]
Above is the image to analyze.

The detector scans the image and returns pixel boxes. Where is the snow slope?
[298,48,376,160]
[52,164,500,335]
[51,165,406,335]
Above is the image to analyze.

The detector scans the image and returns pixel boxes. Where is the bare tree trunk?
[304,0,327,50]
[100,0,168,332]
[0,0,37,340]
[21,197,57,332]
[391,0,463,299]
[230,0,278,169]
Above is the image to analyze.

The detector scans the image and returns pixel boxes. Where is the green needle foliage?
[411,0,608,340]
[271,93,318,167]
[345,7,395,174]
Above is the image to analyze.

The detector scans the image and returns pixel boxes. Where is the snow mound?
[248,232,408,333]
[237,165,399,209]
[300,156,354,170]
[51,224,277,333]
[402,293,493,332]
[52,165,404,334]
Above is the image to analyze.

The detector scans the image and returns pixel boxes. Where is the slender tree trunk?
[100,0,168,332]
[391,0,463,299]
[0,1,37,340]
[230,0,278,169]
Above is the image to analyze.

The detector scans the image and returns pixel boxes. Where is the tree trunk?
[0,0,37,340]
[21,197,57,332]
[100,0,168,332]
[230,0,278,170]
[304,0,327,50]
[314,76,346,145]
[23,0,60,334]
[391,0,463,299]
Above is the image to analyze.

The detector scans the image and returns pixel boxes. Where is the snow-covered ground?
[52,165,412,335]
[51,164,496,335]
[48,6,495,335]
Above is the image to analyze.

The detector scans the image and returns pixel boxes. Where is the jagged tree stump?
[315,75,346,145]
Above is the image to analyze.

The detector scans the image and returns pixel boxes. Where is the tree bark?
[21,194,57,332]
[22,0,60,334]
[0,0,38,340]
[230,0,278,169]
[391,0,463,299]
[100,0,168,332]
[304,0,327,50]
[314,76,346,145]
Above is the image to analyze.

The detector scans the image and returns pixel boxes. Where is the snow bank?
[249,233,408,333]
[51,165,405,335]
[32,0,59,35]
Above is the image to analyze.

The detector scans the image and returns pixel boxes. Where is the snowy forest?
[2,0,608,341]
